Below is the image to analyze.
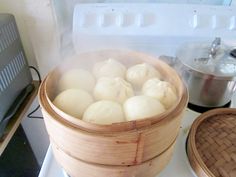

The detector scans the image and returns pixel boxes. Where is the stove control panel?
[74,4,236,35]
[72,4,236,54]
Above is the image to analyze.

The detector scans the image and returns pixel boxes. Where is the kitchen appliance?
[36,1,236,177]
[0,14,32,137]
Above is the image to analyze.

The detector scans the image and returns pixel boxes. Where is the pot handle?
[158,55,178,68]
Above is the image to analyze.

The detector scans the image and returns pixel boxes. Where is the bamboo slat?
[187,108,236,177]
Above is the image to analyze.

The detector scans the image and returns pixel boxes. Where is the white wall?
[23,0,61,77]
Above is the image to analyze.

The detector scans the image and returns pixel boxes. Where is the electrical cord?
[29,66,42,83]
[27,66,44,119]
[27,105,43,119]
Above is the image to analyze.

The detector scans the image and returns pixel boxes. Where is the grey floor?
[0,125,40,177]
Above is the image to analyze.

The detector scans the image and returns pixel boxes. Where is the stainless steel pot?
[160,38,236,107]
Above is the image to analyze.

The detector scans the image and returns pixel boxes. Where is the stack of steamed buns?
[53,58,178,125]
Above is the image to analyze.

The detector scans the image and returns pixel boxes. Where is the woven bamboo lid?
[187,108,236,177]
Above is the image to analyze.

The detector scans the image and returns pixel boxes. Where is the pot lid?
[176,38,236,77]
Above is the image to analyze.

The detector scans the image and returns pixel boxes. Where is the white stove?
[37,3,236,177]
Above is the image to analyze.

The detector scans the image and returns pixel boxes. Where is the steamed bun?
[53,89,94,119]
[93,77,134,103]
[126,63,161,87]
[123,95,165,121]
[83,100,125,125]
[58,69,95,92]
[93,58,126,79]
[142,78,177,109]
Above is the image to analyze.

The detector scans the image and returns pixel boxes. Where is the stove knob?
[102,13,116,27]
[122,13,135,27]
[136,13,156,27]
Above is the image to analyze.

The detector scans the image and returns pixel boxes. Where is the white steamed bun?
[53,89,94,119]
[58,69,95,92]
[93,58,126,79]
[142,78,177,109]
[93,77,134,103]
[83,100,125,125]
[126,63,161,87]
[123,95,165,121]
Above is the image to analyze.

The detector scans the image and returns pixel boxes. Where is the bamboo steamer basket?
[39,50,188,166]
[51,140,176,177]
[187,108,236,177]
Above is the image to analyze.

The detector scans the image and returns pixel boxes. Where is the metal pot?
[160,38,236,107]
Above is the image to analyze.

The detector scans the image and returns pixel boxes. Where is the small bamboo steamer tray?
[187,108,236,177]
[39,50,188,166]
[51,140,176,177]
